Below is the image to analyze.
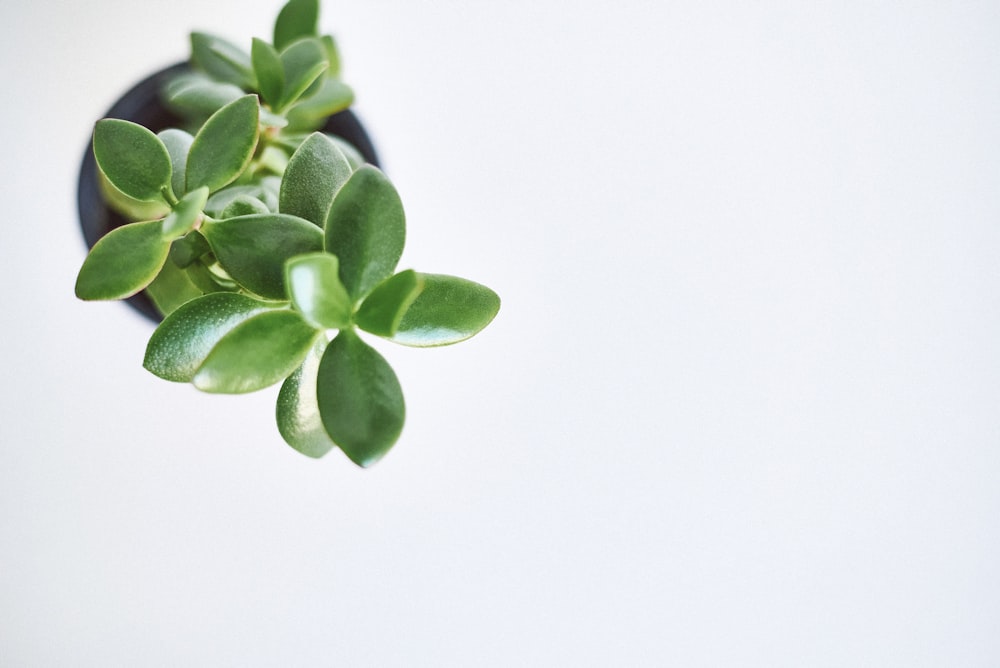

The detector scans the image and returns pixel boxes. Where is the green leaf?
[251,38,284,106]
[161,186,208,239]
[317,330,405,467]
[186,94,260,193]
[278,38,328,111]
[200,213,323,299]
[158,129,193,198]
[320,35,342,77]
[191,32,255,88]
[96,169,170,222]
[285,253,353,329]
[355,270,424,337]
[255,145,290,176]
[220,194,270,218]
[325,165,405,300]
[93,119,172,202]
[144,257,206,317]
[327,135,365,169]
[193,310,319,393]
[286,78,355,131]
[144,292,273,382]
[205,184,276,217]
[164,73,245,117]
[187,260,234,293]
[169,229,210,268]
[279,132,352,226]
[276,340,338,458]
[259,108,290,129]
[75,220,172,300]
[389,274,501,347]
[274,0,319,50]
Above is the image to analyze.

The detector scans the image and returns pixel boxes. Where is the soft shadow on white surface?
[2,1,999,665]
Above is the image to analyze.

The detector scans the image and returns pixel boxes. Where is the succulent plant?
[75,0,500,466]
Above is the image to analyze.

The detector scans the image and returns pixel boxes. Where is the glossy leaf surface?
[286,79,354,130]
[161,186,208,239]
[201,213,323,299]
[158,128,193,198]
[274,0,319,50]
[389,274,501,347]
[186,95,260,193]
[144,292,273,381]
[193,310,319,393]
[286,253,353,329]
[278,38,328,111]
[169,229,210,268]
[251,38,284,106]
[191,32,255,88]
[317,330,404,467]
[319,35,342,77]
[164,73,244,117]
[93,120,171,202]
[279,132,352,226]
[355,270,424,337]
[75,220,171,300]
[276,341,337,458]
[325,165,405,300]
[145,258,205,317]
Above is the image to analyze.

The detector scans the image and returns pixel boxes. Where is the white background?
[2,1,999,665]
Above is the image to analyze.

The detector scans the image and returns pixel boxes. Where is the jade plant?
[75,0,499,467]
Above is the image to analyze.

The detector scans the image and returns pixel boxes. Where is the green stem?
[161,185,179,207]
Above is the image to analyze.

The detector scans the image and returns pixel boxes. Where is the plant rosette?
[74,0,500,467]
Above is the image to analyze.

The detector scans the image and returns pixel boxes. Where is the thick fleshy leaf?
[285,253,352,329]
[317,330,404,467]
[389,274,501,347]
[187,261,232,293]
[327,136,365,169]
[193,310,320,393]
[325,165,405,300]
[96,171,171,222]
[256,145,290,176]
[144,292,273,381]
[169,229,210,268]
[164,73,245,117]
[186,95,260,193]
[75,220,171,300]
[320,35,342,77]
[161,186,208,239]
[201,213,323,299]
[286,78,354,130]
[258,176,283,210]
[274,0,319,50]
[251,38,284,106]
[276,340,337,458]
[279,132,352,226]
[158,129,193,198]
[220,194,270,218]
[191,32,255,88]
[355,270,424,337]
[205,184,276,217]
[144,257,206,317]
[278,38,328,111]
[93,119,171,202]
[259,108,290,129]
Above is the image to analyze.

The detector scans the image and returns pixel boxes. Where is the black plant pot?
[77,62,380,323]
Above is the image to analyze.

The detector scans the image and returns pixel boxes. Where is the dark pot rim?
[77,61,380,323]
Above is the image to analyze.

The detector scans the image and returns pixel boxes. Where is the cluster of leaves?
[75,0,499,467]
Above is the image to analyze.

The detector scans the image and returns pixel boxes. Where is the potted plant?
[75,0,500,467]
